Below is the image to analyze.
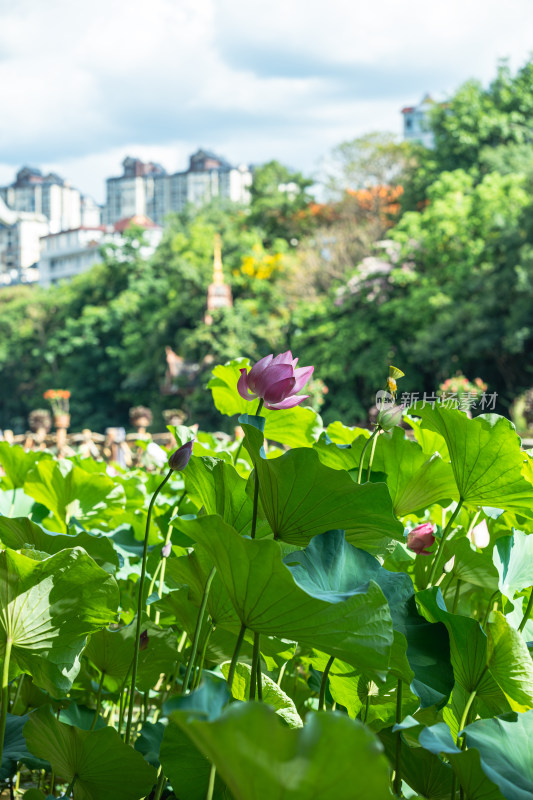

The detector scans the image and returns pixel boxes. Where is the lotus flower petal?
[253,364,294,397]
[248,355,274,387]
[266,394,309,410]
[237,368,258,400]
[292,365,314,394]
[263,376,296,404]
[271,351,294,365]
[238,352,315,412]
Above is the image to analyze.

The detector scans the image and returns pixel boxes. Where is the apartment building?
[401,94,435,149]
[39,215,163,287]
[106,150,252,226]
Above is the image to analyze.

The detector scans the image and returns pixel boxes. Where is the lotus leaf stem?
[319,655,335,711]
[206,763,217,800]
[393,679,403,796]
[90,670,105,731]
[126,468,173,745]
[518,590,533,633]
[182,566,217,694]
[227,623,247,692]
[357,428,379,484]
[427,500,464,589]
[0,637,13,766]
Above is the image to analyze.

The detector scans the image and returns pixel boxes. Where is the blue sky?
[1,0,533,202]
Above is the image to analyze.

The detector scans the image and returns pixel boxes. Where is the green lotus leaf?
[175,516,393,679]
[59,702,106,731]
[416,589,518,717]
[0,547,118,695]
[286,531,453,706]
[23,706,157,800]
[182,456,269,537]
[310,652,419,729]
[418,722,504,800]
[374,428,458,515]
[172,702,392,800]
[317,427,458,516]
[134,721,165,768]
[493,530,533,599]
[0,713,49,780]
[0,443,48,490]
[462,710,533,800]
[164,672,231,721]
[486,611,533,712]
[220,661,303,727]
[445,537,499,591]
[240,416,403,551]
[0,516,118,574]
[379,725,454,800]
[161,672,236,797]
[409,404,533,513]
[83,614,178,693]
[24,459,117,531]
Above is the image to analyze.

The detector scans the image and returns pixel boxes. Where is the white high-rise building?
[0,196,48,284]
[38,215,163,288]
[105,150,253,226]
[0,167,83,233]
[401,94,435,149]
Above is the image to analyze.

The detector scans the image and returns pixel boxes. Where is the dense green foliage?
[2,59,533,432]
[2,371,533,798]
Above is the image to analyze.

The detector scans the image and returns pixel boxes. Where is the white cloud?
[1,0,533,200]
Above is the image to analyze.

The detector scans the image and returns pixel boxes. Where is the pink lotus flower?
[407,523,436,555]
[238,352,314,410]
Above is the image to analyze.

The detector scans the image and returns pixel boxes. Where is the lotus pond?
[1,357,533,800]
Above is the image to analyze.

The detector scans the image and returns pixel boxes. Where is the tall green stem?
[518,590,533,633]
[319,656,335,711]
[226,623,247,692]
[250,632,263,701]
[65,774,78,798]
[0,637,13,766]
[366,428,380,482]
[146,559,164,618]
[233,439,244,466]
[452,579,462,614]
[481,591,499,630]
[182,566,217,694]
[393,679,403,797]
[457,666,488,746]
[154,525,173,625]
[90,670,105,731]
[125,469,173,745]
[206,764,216,800]
[427,500,464,589]
[250,399,264,539]
[192,625,214,691]
[357,428,378,484]
[152,768,167,800]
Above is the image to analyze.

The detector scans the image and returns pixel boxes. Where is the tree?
[430,60,533,174]
[324,132,417,197]
[248,160,316,245]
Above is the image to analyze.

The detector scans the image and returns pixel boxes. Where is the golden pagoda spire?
[205,233,233,324]
[213,233,225,285]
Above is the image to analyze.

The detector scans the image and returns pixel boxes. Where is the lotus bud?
[443,555,455,573]
[161,542,172,558]
[168,439,194,471]
[407,523,436,555]
[468,519,490,549]
[376,403,405,432]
